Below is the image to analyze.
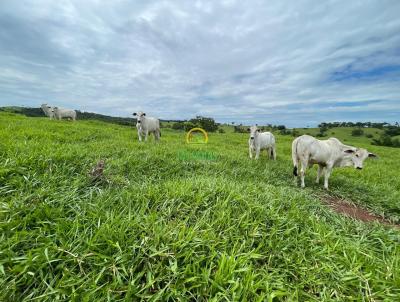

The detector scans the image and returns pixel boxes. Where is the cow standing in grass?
[41,104,55,120]
[53,107,77,121]
[133,111,161,142]
[292,135,376,189]
[248,125,276,160]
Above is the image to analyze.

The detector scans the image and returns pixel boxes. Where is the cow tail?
[292,139,299,176]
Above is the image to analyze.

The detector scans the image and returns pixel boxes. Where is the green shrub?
[234,125,247,133]
[372,134,400,147]
[172,122,185,130]
[351,128,364,136]
[189,116,219,132]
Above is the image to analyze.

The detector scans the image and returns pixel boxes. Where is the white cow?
[248,125,276,160]
[41,104,55,120]
[133,111,161,142]
[53,107,77,121]
[292,135,376,189]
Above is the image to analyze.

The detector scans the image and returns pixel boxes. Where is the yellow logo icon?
[186,128,208,144]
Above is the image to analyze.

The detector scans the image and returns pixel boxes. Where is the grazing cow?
[53,107,77,121]
[41,104,55,120]
[133,111,161,142]
[248,125,276,160]
[292,135,376,189]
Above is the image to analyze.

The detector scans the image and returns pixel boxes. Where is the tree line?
[2,106,399,148]
[318,121,399,129]
[169,116,221,132]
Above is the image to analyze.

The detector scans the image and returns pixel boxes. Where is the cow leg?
[249,146,253,159]
[272,146,276,160]
[316,165,324,184]
[255,147,260,160]
[324,164,333,190]
[300,159,308,188]
[144,131,149,142]
[137,130,142,142]
[293,161,299,185]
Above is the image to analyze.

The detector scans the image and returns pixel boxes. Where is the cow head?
[133,111,146,124]
[343,148,377,169]
[248,125,260,140]
[41,103,52,110]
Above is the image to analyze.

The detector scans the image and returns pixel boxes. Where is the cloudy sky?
[0,0,399,126]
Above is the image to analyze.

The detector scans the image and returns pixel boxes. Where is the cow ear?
[257,129,261,132]
[344,149,355,154]
[247,128,250,132]
[368,152,377,158]
[133,112,137,116]
[143,113,146,116]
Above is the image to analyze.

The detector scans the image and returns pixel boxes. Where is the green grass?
[1,112,399,301]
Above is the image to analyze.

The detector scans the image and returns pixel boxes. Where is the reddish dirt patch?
[322,195,399,228]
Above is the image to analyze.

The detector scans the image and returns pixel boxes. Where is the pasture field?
[1,112,400,301]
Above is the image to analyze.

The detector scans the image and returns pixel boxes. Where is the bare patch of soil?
[321,195,399,228]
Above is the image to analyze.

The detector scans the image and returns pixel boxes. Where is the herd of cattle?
[246,124,376,189]
[41,104,77,121]
[41,106,377,190]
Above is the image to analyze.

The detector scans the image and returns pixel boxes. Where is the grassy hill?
[294,127,384,144]
[1,112,399,300]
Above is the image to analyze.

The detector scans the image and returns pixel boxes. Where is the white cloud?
[0,0,399,126]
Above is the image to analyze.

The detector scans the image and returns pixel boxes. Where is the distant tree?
[280,129,291,135]
[189,116,219,132]
[385,126,400,137]
[317,124,328,137]
[184,122,197,131]
[372,134,400,148]
[172,122,185,130]
[234,125,247,133]
[218,128,225,133]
